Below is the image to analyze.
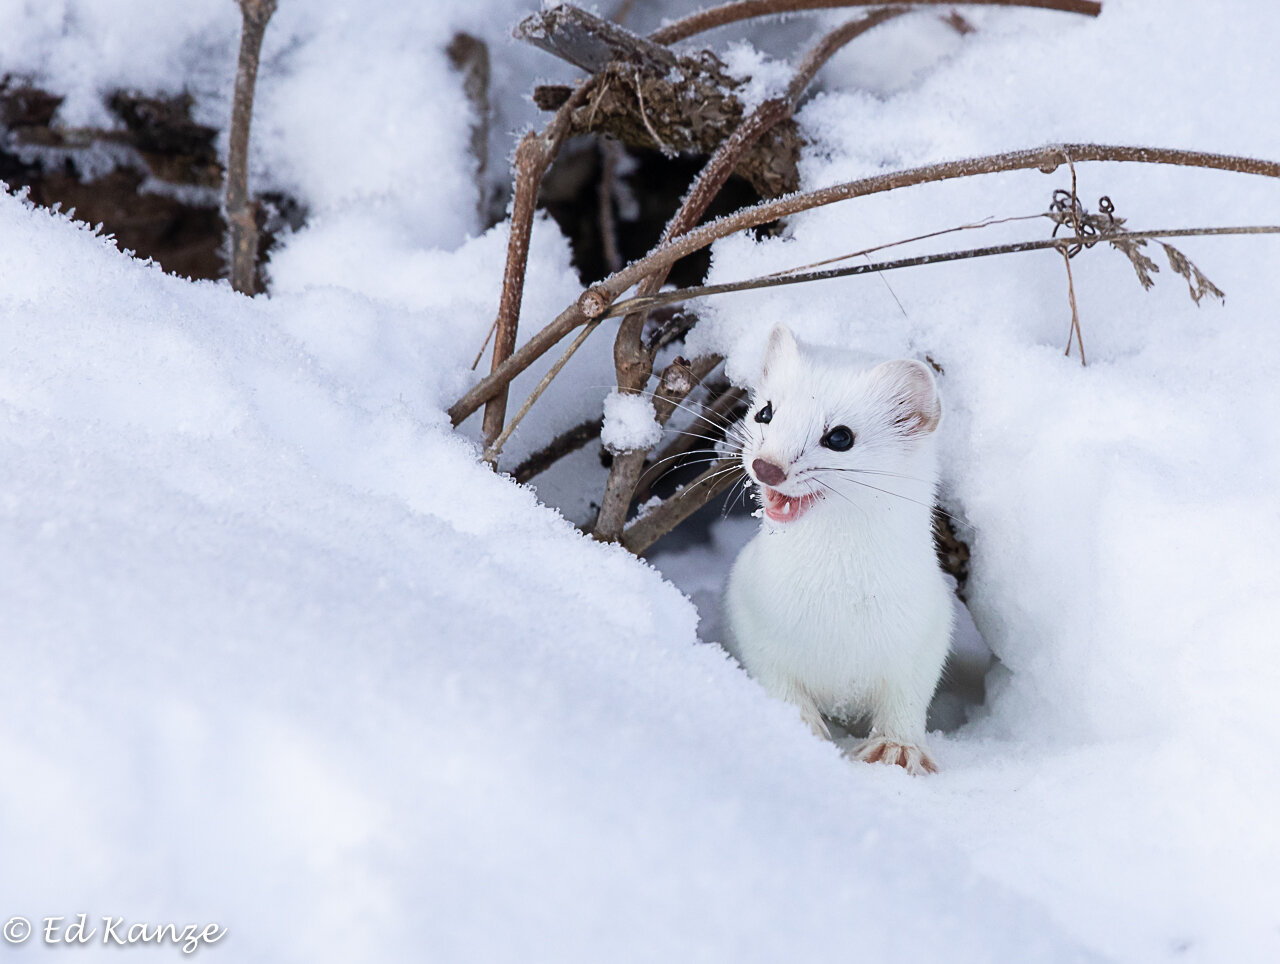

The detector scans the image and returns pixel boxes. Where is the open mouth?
[762,486,823,523]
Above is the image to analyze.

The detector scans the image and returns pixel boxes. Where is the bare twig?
[512,417,605,485]
[448,143,1280,427]
[650,0,1101,45]
[598,138,624,274]
[521,4,804,198]
[447,33,492,228]
[621,460,745,555]
[602,225,1280,317]
[517,4,680,73]
[225,0,276,295]
[479,80,598,443]
[764,211,1048,277]
[483,318,604,465]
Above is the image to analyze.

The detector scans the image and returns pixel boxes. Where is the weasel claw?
[855,737,937,775]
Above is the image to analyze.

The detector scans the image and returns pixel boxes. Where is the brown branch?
[483,319,604,464]
[593,354,722,539]
[598,138,624,274]
[447,33,492,228]
[517,4,680,73]
[650,0,1101,45]
[621,460,745,555]
[676,7,905,230]
[601,224,1280,317]
[479,80,598,444]
[225,0,276,295]
[512,418,604,485]
[449,144,1280,428]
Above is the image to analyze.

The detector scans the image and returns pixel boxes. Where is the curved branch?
[651,0,1101,45]
[448,143,1280,426]
[601,224,1280,316]
[621,461,744,555]
[512,418,604,484]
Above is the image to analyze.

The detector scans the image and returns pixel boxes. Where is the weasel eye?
[820,426,854,451]
[754,402,773,424]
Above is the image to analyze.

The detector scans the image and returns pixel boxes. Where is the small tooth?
[782,501,791,514]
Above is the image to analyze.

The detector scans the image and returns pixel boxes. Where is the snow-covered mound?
[0,178,1093,963]
[2,0,1279,961]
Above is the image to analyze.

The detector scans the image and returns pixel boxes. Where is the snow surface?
[2,0,1280,962]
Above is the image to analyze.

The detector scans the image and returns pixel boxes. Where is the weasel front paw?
[854,737,937,775]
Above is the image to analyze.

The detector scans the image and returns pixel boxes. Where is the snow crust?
[2,0,1279,961]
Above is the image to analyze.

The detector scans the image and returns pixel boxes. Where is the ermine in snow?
[724,324,953,774]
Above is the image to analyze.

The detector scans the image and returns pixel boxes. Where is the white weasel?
[723,324,953,774]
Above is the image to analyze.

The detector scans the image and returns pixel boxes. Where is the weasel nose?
[751,458,787,486]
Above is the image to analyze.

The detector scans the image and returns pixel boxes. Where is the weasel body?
[723,325,953,774]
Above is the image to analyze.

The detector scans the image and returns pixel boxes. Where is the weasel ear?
[873,359,942,437]
[761,324,800,380]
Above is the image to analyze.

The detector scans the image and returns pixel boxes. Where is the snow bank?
[0,185,1094,962]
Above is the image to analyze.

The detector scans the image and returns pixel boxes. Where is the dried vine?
[649,0,1100,45]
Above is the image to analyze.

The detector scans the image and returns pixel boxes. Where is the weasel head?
[734,324,942,526]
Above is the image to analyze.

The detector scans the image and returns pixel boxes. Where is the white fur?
[723,325,954,773]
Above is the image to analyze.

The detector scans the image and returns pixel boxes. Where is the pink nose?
[751,458,787,486]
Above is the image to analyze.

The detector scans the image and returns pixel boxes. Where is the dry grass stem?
[1059,247,1086,365]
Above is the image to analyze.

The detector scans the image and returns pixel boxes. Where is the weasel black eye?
[820,426,854,451]
[754,402,773,424]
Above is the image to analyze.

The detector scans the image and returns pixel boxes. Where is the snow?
[2,0,1280,962]
[720,41,792,112]
[601,390,664,453]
